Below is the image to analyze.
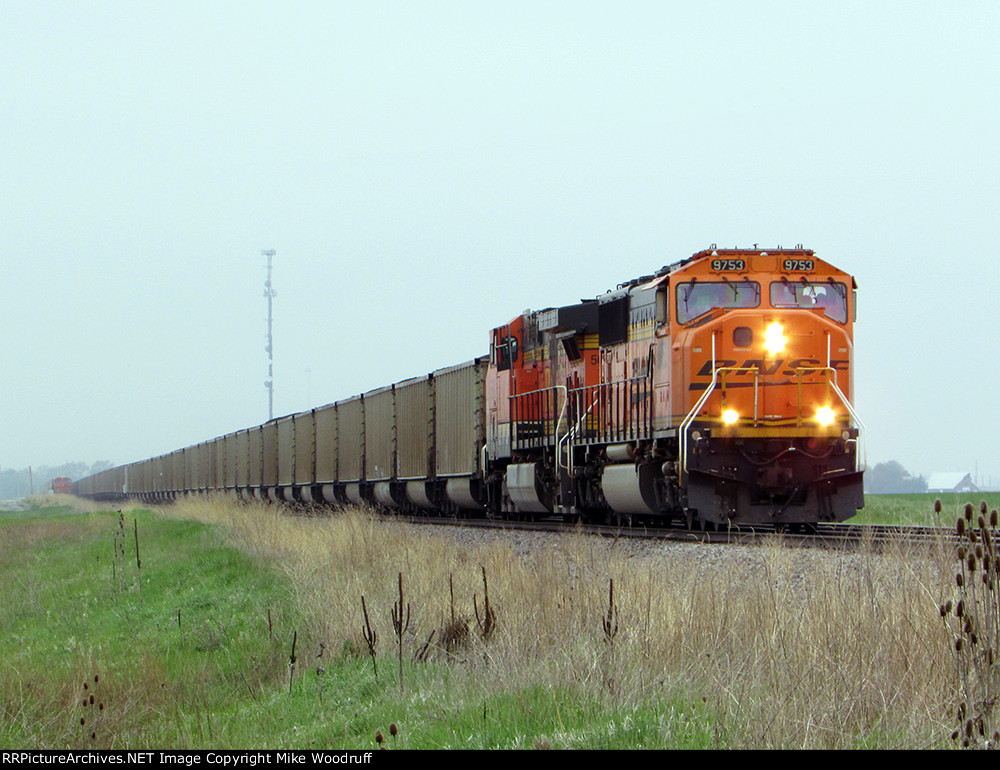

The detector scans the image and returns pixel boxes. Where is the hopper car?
[74,246,864,527]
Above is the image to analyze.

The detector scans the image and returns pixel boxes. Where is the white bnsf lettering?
[691,358,848,388]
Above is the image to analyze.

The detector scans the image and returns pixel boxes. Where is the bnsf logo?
[690,358,849,388]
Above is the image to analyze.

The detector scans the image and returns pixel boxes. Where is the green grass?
[0,502,721,749]
[849,492,1000,526]
[0,504,297,748]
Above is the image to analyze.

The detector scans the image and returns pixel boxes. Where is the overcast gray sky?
[3,1,999,486]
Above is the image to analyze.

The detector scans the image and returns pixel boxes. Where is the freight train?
[75,246,864,527]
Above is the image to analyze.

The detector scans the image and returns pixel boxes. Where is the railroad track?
[391,513,954,550]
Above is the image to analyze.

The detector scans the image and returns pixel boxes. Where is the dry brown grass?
[163,496,957,748]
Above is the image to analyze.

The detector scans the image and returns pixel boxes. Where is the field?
[851,492,1000,526]
[1,494,996,749]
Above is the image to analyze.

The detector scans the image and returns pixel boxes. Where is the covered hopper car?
[75,246,864,527]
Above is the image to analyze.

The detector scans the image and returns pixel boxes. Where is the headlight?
[815,406,835,426]
[764,322,785,355]
[722,409,739,425]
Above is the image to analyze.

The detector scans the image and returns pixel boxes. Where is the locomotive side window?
[497,334,518,371]
[769,281,848,324]
[656,288,668,325]
[676,281,760,324]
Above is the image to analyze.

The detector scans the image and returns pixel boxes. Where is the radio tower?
[262,249,276,420]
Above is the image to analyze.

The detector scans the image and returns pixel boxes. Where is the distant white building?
[926,472,978,494]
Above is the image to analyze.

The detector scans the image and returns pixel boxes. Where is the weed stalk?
[391,573,411,694]
[361,595,379,685]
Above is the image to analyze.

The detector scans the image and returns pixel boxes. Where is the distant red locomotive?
[75,246,863,527]
[51,477,72,494]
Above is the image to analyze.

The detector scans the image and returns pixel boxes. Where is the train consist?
[75,246,864,527]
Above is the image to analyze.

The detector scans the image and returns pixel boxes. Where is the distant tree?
[865,460,928,494]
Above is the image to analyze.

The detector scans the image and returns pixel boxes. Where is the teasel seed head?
[968,553,977,572]
[981,501,988,515]
[376,730,383,745]
[390,723,398,737]
[965,503,974,520]
[980,516,987,530]
[958,518,966,535]
[935,499,943,513]
[991,510,998,527]
[956,599,965,617]
[959,546,967,560]
[956,638,964,652]
[957,572,965,587]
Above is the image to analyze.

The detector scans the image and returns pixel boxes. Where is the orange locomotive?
[51,477,72,494]
[485,246,863,526]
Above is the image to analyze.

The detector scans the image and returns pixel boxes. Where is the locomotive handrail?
[795,366,867,472]
[507,385,568,451]
[559,371,655,473]
[679,366,760,479]
[679,365,866,478]
[558,392,601,474]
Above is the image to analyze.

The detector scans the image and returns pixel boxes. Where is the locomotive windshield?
[770,281,848,323]
[676,280,760,324]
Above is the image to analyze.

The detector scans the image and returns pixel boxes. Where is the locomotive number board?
[783,259,815,271]
[710,258,745,271]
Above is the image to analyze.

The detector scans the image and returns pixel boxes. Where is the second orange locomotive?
[486,245,863,526]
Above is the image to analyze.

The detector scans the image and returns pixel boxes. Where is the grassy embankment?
[0,493,987,748]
